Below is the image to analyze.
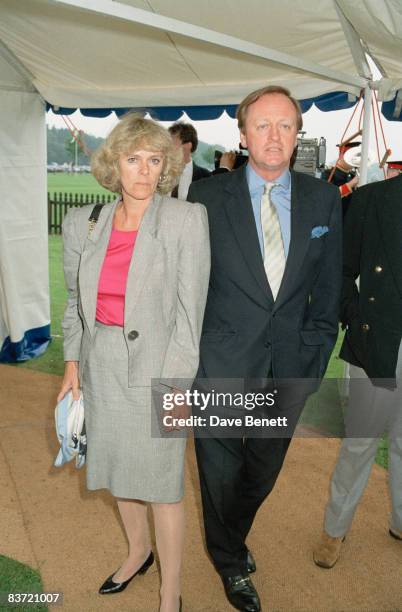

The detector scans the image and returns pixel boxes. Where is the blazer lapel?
[377,182,402,298]
[79,199,119,335]
[124,193,162,325]
[223,166,272,308]
[273,171,313,310]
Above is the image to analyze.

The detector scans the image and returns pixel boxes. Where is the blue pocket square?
[311,225,329,239]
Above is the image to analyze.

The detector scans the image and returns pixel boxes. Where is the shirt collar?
[246,163,291,195]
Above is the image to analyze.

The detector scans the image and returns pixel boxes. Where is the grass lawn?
[0,555,47,611]
[48,172,114,197]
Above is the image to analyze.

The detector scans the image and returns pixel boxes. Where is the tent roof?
[0,0,401,116]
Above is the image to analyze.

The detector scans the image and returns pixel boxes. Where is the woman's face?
[119,149,164,201]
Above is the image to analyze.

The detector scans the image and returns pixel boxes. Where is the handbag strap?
[87,203,104,237]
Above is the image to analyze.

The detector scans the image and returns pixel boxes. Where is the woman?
[57,114,210,612]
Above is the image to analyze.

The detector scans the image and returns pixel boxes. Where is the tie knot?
[264,182,277,195]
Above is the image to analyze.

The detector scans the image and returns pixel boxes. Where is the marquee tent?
[0,0,402,362]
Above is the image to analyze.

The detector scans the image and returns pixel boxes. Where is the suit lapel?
[79,199,119,335]
[273,171,314,310]
[124,193,162,325]
[376,179,402,298]
[223,166,272,307]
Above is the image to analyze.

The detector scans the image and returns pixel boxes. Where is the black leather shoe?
[222,574,261,611]
[99,551,154,594]
[246,549,256,574]
[389,528,402,541]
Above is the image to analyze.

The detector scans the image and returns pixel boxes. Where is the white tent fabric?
[338,0,402,98]
[0,83,50,360]
[0,0,401,109]
[0,0,401,362]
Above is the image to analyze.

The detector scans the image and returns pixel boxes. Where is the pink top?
[96,228,138,327]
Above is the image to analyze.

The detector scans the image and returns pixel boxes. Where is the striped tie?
[261,182,286,300]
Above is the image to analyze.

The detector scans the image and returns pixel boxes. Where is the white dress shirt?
[177,160,193,200]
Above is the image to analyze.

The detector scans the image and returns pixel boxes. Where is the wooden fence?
[48,192,114,234]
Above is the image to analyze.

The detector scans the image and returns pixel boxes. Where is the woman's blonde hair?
[91,113,184,195]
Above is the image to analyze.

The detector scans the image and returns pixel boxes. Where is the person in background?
[313,172,402,569]
[168,122,211,199]
[57,113,210,612]
[322,141,360,217]
[387,160,402,179]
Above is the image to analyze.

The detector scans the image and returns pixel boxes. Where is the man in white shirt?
[168,122,211,199]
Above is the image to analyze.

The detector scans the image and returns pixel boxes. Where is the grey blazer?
[61,194,210,387]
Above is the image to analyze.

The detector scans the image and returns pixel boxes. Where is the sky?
[46,101,402,168]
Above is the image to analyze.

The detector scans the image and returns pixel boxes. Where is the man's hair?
[168,122,198,153]
[236,85,303,132]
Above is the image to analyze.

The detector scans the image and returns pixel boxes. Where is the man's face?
[170,133,192,163]
[240,93,298,180]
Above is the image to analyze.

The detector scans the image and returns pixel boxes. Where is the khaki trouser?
[324,341,402,537]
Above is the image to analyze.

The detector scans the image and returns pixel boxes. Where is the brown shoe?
[313,532,345,569]
[389,527,402,541]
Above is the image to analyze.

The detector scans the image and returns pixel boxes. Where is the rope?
[331,89,391,183]
[328,92,363,184]
[340,91,363,144]
[61,115,91,157]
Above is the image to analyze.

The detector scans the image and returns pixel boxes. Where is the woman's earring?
[158,173,168,185]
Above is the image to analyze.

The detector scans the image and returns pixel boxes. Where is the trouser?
[195,435,292,576]
[324,342,402,537]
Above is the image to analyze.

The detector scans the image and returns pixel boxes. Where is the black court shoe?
[99,551,154,594]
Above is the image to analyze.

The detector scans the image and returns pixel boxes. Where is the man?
[168,122,211,199]
[321,141,360,217]
[188,86,342,611]
[313,173,402,569]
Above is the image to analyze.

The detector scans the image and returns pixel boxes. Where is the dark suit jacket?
[171,162,211,198]
[193,162,211,181]
[339,175,402,385]
[188,165,342,389]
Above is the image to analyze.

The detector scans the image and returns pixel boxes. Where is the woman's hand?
[57,361,80,402]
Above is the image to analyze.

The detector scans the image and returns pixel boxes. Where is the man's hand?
[340,175,359,197]
[163,389,191,432]
[57,360,80,402]
[219,151,236,171]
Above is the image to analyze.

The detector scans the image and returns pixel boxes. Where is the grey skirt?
[82,322,186,502]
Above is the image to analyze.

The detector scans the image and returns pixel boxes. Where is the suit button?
[361,324,370,331]
[374,265,383,273]
[128,330,139,340]
[368,296,375,302]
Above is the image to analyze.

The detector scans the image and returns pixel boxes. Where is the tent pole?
[359,85,372,186]
[334,2,371,79]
